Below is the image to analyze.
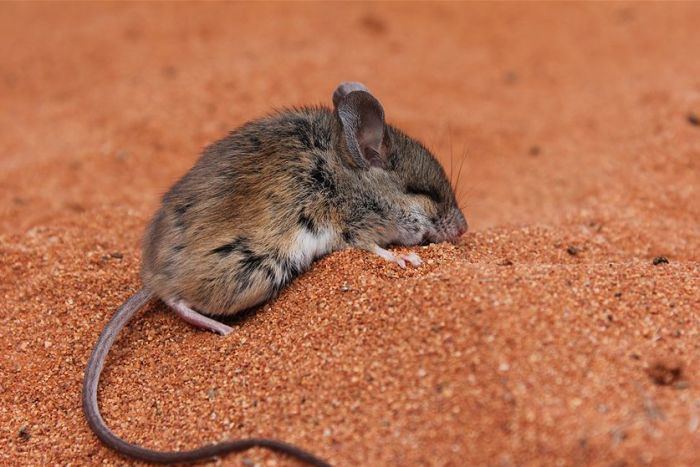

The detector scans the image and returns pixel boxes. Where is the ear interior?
[335,90,388,168]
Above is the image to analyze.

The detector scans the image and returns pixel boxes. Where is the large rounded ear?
[333,83,389,169]
[332,81,369,107]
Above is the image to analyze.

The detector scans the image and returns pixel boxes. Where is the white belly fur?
[290,226,335,271]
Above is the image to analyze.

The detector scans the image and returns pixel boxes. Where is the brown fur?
[142,85,467,316]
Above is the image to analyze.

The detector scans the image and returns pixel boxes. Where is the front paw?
[371,245,422,269]
[401,252,423,267]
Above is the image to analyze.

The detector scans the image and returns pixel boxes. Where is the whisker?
[446,127,452,189]
[447,122,456,189]
[432,122,450,190]
[455,147,466,190]
[454,144,468,202]
[458,183,476,200]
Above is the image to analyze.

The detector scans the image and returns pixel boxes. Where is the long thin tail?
[82,287,331,466]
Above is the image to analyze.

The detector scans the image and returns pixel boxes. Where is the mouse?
[82,81,468,466]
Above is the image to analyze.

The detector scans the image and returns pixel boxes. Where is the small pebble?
[18,426,30,442]
[647,359,683,386]
[688,112,700,126]
[566,246,579,256]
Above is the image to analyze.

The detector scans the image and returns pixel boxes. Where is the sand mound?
[1,3,698,465]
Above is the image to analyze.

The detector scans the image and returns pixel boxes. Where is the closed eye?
[406,185,442,203]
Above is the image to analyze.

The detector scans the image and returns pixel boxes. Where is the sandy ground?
[1,2,699,466]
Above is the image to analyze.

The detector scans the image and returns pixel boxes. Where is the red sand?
[1,3,698,465]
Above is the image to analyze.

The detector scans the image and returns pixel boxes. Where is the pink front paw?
[401,253,423,267]
[371,245,423,269]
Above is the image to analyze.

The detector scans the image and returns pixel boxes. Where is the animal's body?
[83,82,468,465]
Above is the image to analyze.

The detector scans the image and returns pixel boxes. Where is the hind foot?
[166,299,233,336]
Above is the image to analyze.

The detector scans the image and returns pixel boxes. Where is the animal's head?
[332,81,468,246]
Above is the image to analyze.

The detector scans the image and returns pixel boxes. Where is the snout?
[442,210,467,244]
[456,215,468,236]
[425,209,469,245]
[452,209,468,239]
